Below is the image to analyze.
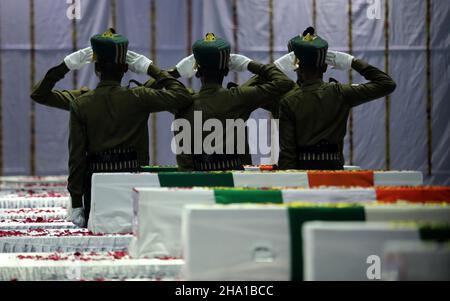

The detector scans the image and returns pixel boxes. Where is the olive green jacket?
[32,63,192,207]
[175,62,294,170]
[278,59,397,170]
[30,63,90,110]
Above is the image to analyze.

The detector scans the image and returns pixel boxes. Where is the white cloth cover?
[87,171,422,232]
[0,207,67,220]
[303,222,421,281]
[232,171,309,187]
[281,188,377,203]
[0,176,67,185]
[182,205,291,281]
[0,252,184,281]
[128,188,215,259]
[373,171,423,186]
[88,173,160,233]
[0,229,132,253]
[0,196,69,209]
[182,205,450,280]
[129,187,378,259]
[0,221,76,230]
[382,241,450,281]
[365,204,450,223]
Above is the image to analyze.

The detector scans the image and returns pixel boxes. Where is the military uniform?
[66,30,191,220]
[31,64,160,111]
[278,30,397,170]
[175,34,294,171]
[31,62,90,110]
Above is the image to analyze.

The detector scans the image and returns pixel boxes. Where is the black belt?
[87,147,139,173]
[192,154,243,171]
[297,141,340,162]
[298,152,340,161]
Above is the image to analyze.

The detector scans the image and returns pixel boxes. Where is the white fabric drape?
[0,0,448,184]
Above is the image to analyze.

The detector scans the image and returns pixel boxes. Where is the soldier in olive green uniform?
[172,33,294,171]
[277,27,397,170]
[33,29,191,227]
[31,47,93,110]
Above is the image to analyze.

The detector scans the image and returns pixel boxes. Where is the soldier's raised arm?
[126,51,192,113]
[228,55,294,110]
[30,47,93,110]
[326,51,397,107]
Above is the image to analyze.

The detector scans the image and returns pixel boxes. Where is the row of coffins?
[87,170,427,233]
[0,251,183,281]
[180,204,450,280]
[0,170,449,281]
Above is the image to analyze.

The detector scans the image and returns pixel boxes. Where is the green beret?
[288,27,328,68]
[91,28,128,64]
[192,33,231,71]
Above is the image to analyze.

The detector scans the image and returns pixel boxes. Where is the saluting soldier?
[276,27,397,170]
[31,47,93,109]
[172,33,294,171]
[42,29,191,227]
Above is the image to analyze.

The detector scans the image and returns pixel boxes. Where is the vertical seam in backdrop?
[72,9,78,89]
[268,0,277,164]
[29,0,36,176]
[111,0,117,29]
[0,1,3,175]
[384,0,391,170]
[232,0,239,84]
[150,0,157,164]
[312,0,317,30]
[426,0,433,176]
[186,0,193,88]
[348,0,354,165]
[268,0,274,64]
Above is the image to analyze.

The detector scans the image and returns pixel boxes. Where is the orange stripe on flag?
[307,171,374,187]
[376,187,450,203]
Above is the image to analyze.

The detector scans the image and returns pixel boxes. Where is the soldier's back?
[281,80,350,147]
[72,83,151,163]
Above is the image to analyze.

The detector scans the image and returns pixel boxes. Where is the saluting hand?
[274,52,297,75]
[326,50,354,71]
[126,51,153,75]
[175,54,197,79]
[229,54,252,72]
[64,47,93,70]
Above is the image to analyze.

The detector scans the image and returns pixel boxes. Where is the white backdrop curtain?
[0,0,448,185]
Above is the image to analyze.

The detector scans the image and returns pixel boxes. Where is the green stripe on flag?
[288,206,366,281]
[419,224,450,242]
[158,172,234,187]
[214,188,283,204]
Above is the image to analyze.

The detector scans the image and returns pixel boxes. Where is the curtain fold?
[0,0,448,184]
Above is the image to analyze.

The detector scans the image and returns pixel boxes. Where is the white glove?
[274,52,297,75]
[326,50,354,71]
[176,54,196,78]
[70,207,86,228]
[64,47,93,70]
[126,51,153,74]
[228,54,252,72]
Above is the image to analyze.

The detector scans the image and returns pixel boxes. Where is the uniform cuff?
[147,64,163,79]
[247,61,264,74]
[351,59,370,73]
